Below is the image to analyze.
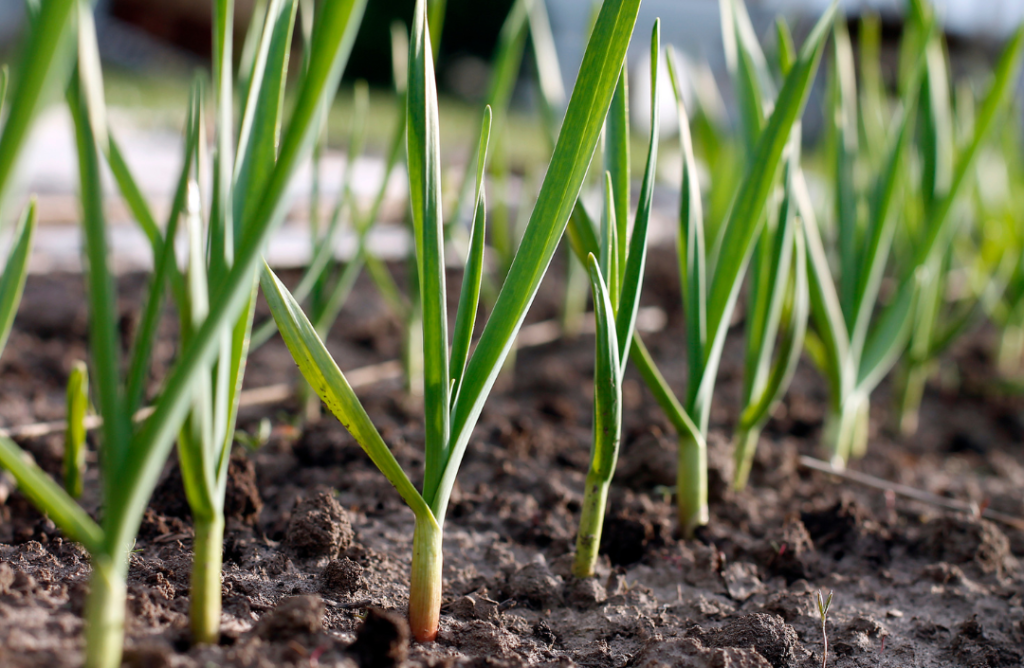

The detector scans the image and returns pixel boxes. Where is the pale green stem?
[731,424,761,492]
[677,430,708,537]
[84,554,126,668]
[408,514,442,643]
[572,472,610,578]
[190,515,224,645]
[896,361,929,437]
[822,392,869,467]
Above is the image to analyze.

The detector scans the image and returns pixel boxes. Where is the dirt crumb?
[600,514,655,566]
[950,615,1023,667]
[321,557,363,597]
[285,491,354,559]
[566,576,606,609]
[697,613,801,668]
[921,517,1011,574]
[723,562,764,602]
[223,454,263,525]
[504,562,562,609]
[349,607,409,668]
[253,595,325,640]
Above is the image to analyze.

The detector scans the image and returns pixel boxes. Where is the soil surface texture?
[1,249,1022,667]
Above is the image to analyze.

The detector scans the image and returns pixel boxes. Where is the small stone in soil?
[253,595,325,640]
[321,557,363,596]
[505,561,562,609]
[285,491,354,559]
[348,607,409,668]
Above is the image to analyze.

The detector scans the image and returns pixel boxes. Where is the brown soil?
[1,248,1022,667]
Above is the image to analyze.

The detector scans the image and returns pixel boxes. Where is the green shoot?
[817,589,834,668]
[720,4,809,491]
[804,14,1024,465]
[573,21,660,579]
[64,361,89,499]
[261,0,642,641]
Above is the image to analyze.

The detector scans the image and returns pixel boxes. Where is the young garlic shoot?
[816,589,834,668]
[260,0,642,641]
[0,0,369,664]
[573,21,660,580]
[802,14,1024,466]
[559,2,834,537]
[63,361,89,499]
[719,4,809,491]
[893,33,1016,436]
[665,2,833,534]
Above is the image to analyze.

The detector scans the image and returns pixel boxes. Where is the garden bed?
[1,248,1021,668]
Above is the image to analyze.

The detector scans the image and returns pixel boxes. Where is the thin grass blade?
[0,200,37,355]
[450,107,492,405]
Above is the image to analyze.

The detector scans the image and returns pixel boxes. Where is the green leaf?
[721,0,774,150]
[443,0,643,526]
[209,0,236,278]
[450,106,492,407]
[794,168,847,404]
[605,66,629,279]
[666,46,707,408]
[615,19,659,370]
[233,0,299,239]
[0,200,37,356]
[0,435,104,554]
[847,50,925,358]
[697,3,836,421]
[68,73,131,498]
[260,263,435,522]
[527,0,566,143]
[775,17,795,77]
[832,17,860,322]
[913,25,1024,273]
[585,252,622,477]
[0,0,77,210]
[743,152,799,408]
[408,0,451,507]
[448,0,530,228]
[599,172,619,304]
